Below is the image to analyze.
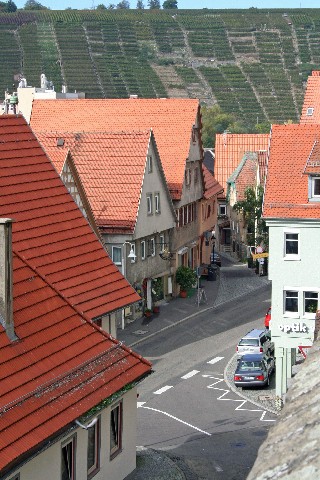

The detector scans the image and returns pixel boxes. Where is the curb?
[223,354,280,416]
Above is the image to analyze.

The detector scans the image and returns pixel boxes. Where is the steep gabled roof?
[36,130,152,234]
[0,115,140,319]
[30,98,201,200]
[202,163,224,200]
[263,124,320,219]
[300,70,320,124]
[0,251,151,475]
[215,133,270,190]
[227,153,257,202]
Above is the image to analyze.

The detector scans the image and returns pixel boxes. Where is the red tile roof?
[0,115,141,319]
[202,164,224,199]
[300,70,320,124]
[36,131,152,233]
[263,124,320,219]
[30,98,201,200]
[215,133,270,190]
[0,251,151,475]
[229,153,257,202]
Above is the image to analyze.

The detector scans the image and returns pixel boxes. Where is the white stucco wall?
[6,387,138,480]
[267,219,319,348]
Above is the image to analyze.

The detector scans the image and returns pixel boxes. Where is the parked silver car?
[236,329,274,358]
[234,353,275,388]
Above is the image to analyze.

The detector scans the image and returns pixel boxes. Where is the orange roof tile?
[30,99,201,200]
[0,252,151,475]
[0,115,141,319]
[263,124,320,219]
[36,131,152,233]
[215,133,270,190]
[300,71,320,124]
[202,164,224,199]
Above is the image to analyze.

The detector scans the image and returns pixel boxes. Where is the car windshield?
[238,339,259,346]
[239,361,262,370]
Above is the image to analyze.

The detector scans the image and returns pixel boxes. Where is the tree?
[24,0,48,9]
[148,0,160,8]
[107,3,115,7]
[233,185,267,249]
[162,0,177,8]
[136,0,144,7]
[96,3,107,8]
[6,0,17,11]
[201,105,247,148]
[117,0,129,7]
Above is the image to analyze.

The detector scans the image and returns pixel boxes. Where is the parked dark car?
[234,353,275,388]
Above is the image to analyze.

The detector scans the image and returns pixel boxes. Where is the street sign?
[298,346,311,359]
[252,252,269,260]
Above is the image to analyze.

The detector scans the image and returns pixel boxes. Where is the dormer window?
[307,107,314,116]
[147,156,153,173]
[308,176,320,201]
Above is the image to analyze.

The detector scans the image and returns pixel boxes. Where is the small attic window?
[307,107,314,116]
[309,176,320,201]
[57,138,65,146]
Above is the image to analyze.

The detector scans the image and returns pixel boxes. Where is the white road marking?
[153,385,173,395]
[215,464,223,472]
[139,405,211,436]
[207,356,224,365]
[181,370,200,379]
[205,375,276,422]
[137,402,146,407]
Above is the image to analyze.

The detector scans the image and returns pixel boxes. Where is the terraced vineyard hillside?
[1,8,320,129]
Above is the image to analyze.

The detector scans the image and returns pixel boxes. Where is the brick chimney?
[0,218,16,341]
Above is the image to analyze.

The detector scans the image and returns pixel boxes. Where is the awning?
[177,247,188,255]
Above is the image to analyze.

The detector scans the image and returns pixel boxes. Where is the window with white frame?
[87,417,100,478]
[304,291,318,316]
[110,402,122,459]
[159,234,165,252]
[147,155,153,173]
[130,243,136,263]
[155,192,161,213]
[219,204,226,216]
[112,246,122,266]
[150,237,155,256]
[61,435,76,480]
[284,290,298,313]
[284,231,299,257]
[147,194,153,214]
[141,240,146,260]
[306,107,314,116]
[309,176,320,201]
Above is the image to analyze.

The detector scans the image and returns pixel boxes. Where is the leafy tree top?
[148,0,160,8]
[0,0,17,11]
[163,0,177,8]
[24,0,48,9]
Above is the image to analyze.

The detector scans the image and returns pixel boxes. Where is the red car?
[265,307,271,329]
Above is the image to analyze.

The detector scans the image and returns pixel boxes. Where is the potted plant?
[153,305,160,313]
[175,265,197,298]
[144,308,152,318]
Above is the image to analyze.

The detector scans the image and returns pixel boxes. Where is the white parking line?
[181,370,200,379]
[139,405,211,436]
[153,385,173,395]
[207,356,224,365]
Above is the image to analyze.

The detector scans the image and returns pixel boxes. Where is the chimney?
[0,219,16,341]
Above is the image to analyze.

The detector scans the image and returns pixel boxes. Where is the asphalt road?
[133,281,275,479]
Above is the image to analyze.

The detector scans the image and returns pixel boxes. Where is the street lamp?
[121,241,137,330]
[211,229,216,265]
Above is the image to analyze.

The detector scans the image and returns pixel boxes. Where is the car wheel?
[267,375,270,387]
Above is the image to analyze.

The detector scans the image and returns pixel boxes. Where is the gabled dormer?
[303,139,320,202]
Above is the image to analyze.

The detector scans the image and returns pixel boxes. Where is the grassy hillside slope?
[1,8,320,129]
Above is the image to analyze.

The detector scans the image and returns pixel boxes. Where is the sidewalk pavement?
[121,254,275,480]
